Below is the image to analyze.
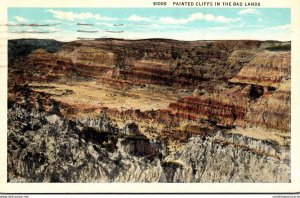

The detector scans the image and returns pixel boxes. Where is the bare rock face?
[123,122,141,136]
[8,104,162,182]
[76,117,119,134]
[230,51,291,87]
[166,134,290,182]
[59,46,116,68]
[229,50,291,132]
[7,39,291,183]
[242,80,291,132]
[7,104,289,182]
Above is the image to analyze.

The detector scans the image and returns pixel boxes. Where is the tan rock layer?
[230,51,290,87]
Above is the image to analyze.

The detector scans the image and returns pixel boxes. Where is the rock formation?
[8,104,289,182]
[7,39,291,182]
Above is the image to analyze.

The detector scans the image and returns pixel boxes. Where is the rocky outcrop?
[230,50,291,87]
[76,117,119,134]
[120,60,173,86]
[241,80,291,132]
[7,104,163,182]
[168,85,249,127]
[164,134,290,182]
[8,104,289,182]
[58,46,116,68]
[229,50,291,132]
[9,47,115,85]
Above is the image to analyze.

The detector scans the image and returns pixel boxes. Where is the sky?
[6,8,291,41]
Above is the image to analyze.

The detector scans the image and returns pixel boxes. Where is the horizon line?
[7,37,291,43]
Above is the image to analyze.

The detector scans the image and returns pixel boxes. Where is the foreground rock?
[8,104,290,182]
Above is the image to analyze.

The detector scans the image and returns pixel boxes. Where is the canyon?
[7,38,291,182]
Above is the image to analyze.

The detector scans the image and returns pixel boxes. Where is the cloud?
[239,9,259,15]
[42,26,60,32]
[96,22,120,27]
[44,19,62,23]
[101,26,290,41]
[258,18,264,22]
[7,21,17,25]
[47,9,116,21]
[159,13,240,25]
[127,15,153,22]
[15,16,28,23]
[259,24,291,31]
[7,27,290,42]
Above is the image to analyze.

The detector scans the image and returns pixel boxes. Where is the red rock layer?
[169,94,248,127]
[119,60,173,86]
[8,39,291,140]
[9,48,115,84]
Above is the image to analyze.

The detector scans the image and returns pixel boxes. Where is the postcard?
[0,0,299,193]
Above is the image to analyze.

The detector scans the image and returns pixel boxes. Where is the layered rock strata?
[7,39,291,183]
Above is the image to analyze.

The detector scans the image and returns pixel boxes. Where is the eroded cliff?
[7,39,291,182]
